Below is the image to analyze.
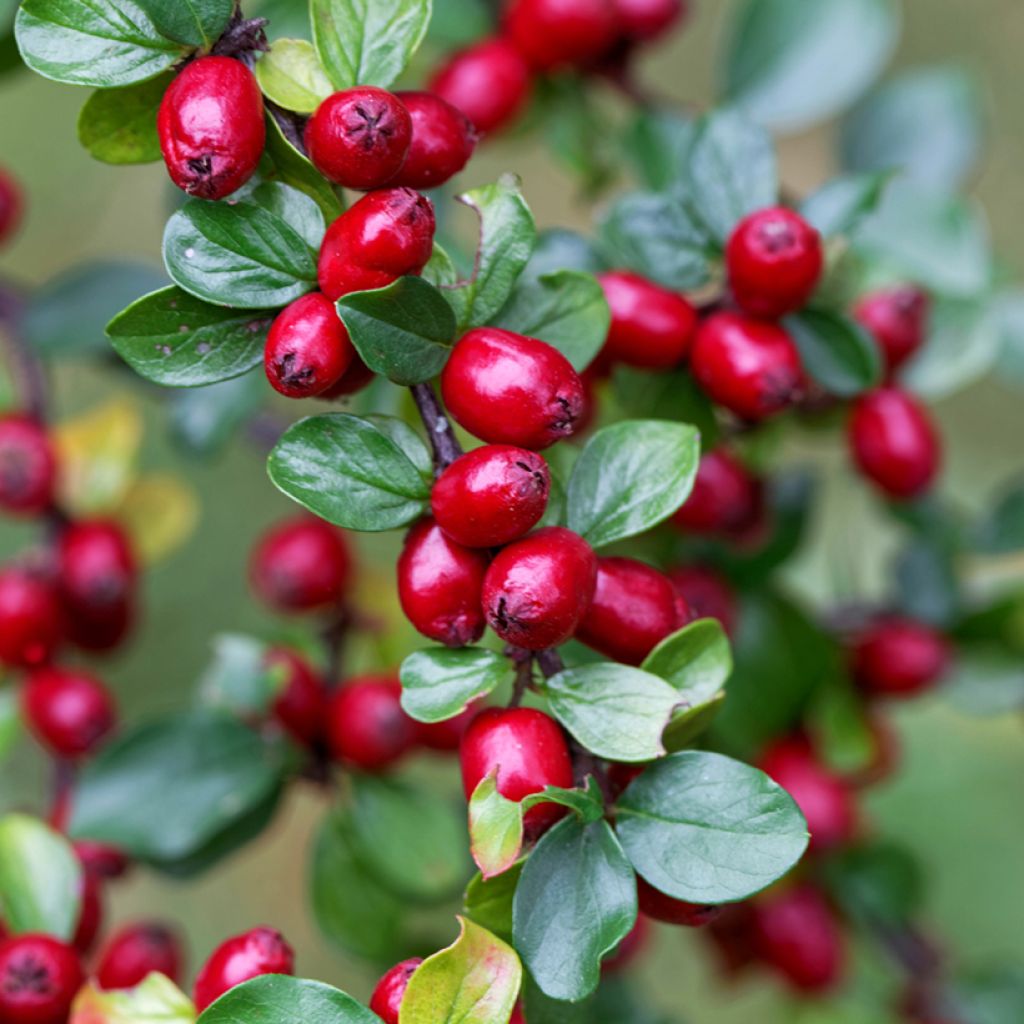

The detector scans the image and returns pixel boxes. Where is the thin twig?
[505,647,534,707]
[410,381,463,475]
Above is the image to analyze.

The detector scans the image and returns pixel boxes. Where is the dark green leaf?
[612,366,719,443]
[624,108,695,192]
[800,172,891,238]
[785,308,882,397]
[542,76,618,195]
[974,478,1024,555]
[400,647,513,724]
[196,975,382,1024]
[642,619,732,706]
[522,229,604,282]
[810,678,878,778]
[463,863,523,945]
[891,537,960,627]
[522,976,594,1024]
[264,111,344,222]
[245,180,326,251]
[77,74,170,164]
[822,841,924,927]
[254,37,333,113]
[135,0,232,47]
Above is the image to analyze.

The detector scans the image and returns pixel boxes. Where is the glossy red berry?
[668,565,738,636]
[390,92,478,190]
[192,927,294,1013]
[851,616,950,699]
[431,445,550,548]
[460,707,574,836]
[264,293,355,399]
[429,38,532,135]
[0,167,23,246]
[318,354,376,400]
[73,840,131,881]
[483,527,597,649]
[0,566,61,668]
[442,328,586,450]
[250,516,352,614]
[854,286,929,375]
[0,415,56,516]
[96,922,183,990]
[848,388,941,500]
[597,271,697,369]
[318,188,436,301]
[613,0,686,42]
[369,958,422,1024]
[157,56,265,200]
[0,934,84,1024]
[672,448,762,536]
[416,703,479,752]
[510,1004,526,1024]
[22,666,117,759]
[726,208,824,319]
[504,0,619,71]
[602,916,650,973]
[265,648,327,746]
[326,675,418,771]
[691,312,803,421]
[607,760,646,799]
[706,902,761,978]
[305,88,413,190]
[576,557,684,665]
[637,878,720,927]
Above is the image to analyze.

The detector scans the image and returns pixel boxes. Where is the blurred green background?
[3,1,1024,1020]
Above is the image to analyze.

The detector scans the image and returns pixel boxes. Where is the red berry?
[442,328,585,450]
[73,840,131,881]
[416,703,479,752]
[504,0,619,71]
[157,56,265,201]
[607,760,646,798]
[431,445,550,548]
[317,355,376,400]
[397,518,489,647]
[691,312,803,421]
[326,675,418,771]
[250,516,352,613]
[576,557,683,665]
[390,92,477,190]
[460,707,574,836]
[264,293,355,399]
[602,916,650,973]
[0,934,84,1024]
[192,927,294,1013]
[613,0,686,41]
[72,868,104,956]
[0,415,56,516]
[305,88,413,190]
[853,286,929,375]
[706,902,760,978]
[483,527,597,649]
[851,616,950,699]
[369,958,422,1024]
[317,188,436,301]
[672,448,761,536]
[96,922,183,990]
[0,566,62,668]
[848,387,941,500]
[0,167,23,246]
[637,877,720,927]
[22,666,117,759]
[726,208,824,319]
[265,648,327,746]
[667,565,738,636]
[429,38,532,135]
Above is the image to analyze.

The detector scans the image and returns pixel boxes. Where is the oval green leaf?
[197,975,382,1024]
[800,171,891,238]
[400,647,513,724]
[78,74,170,165]
[255,37,333,114]
[642,618,733,706]
[134,0,233,47]
[784,308,882,397]
[468,773,525,881]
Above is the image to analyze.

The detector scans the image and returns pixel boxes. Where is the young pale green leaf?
[77,74,170,164]
[785,308,882,397]
[337,277,456,386]
[163,196,318,309]
[264,111,344,221]
[722,0,899,133]
[197,633,282,718]
[400,647,513,724]
[800,172,891,238]
[134,0,232,47]
[71,973,196,1024]
[463,862,524,945]
[399,917,522,1024]
[0,814,82,941]
[311,0,432,90]
[268,413,432,531]
[566,420,700,548]
[255,37,333,113]
[16,0,184,87]
[469,772,525,880]
[615,751,809,904]
[642,619,733,707]
[512,818,636,1003]
[197,975,382,1024]
[108,286,274,387]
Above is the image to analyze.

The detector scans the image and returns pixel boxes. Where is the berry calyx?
[0,414,56,516]
[441,328,586,450]
[264,293,355,399]
[326,675,418,771]
[848,387,941,500]
[22,666,117,759]
[637,878,720,927]
[0,167,23,246]
[504,0,619,71]
[192,927,294,1013]
[613,0,686,42]
[482,526,597,649]
[851,616,950,699]
[317,188,436,301]
[726,208,824,319]
[460,707,574,836]
[157,56,265,201]
[305,87,413,190]
[853,286,929,375]
[265,648,327,746]
[390,92,478,190]
[597,271,697,369]
[369,958,422,1024]
[0,567,62,669]
[96,922,183,990]
[430,445,551,548]
[667,565,738,636]
[0,934,84,1024]
[672,447,762,536]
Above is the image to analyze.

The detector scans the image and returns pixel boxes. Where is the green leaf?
[493,270,610,372]
[612,366,719,443]
[543,664,681,763]
[255,37,333,113]
[948,968,1024,1024]
[197,633,281,718]
[16,0,184,87]
[463,863,523,945]
[891,537,960,628]
[134,0,232,46]
[785,308,882,397]
[163,195,318,309]
[197,975,382,1024]
[399,917,522,1024]
[523,229,604,283]
[722,0,899,133]
[944,645,1024,717]
[337,277,456,386]
[0,689,21,766]
[822,841,924,928]
[686,109,778,244]
[69,711,286,865]
[974,479,1024,555]
[615,751,809,904]
[268,412,432,531]
[399,647,513,724]
[108,286,274,386]
[311,0,432,90]
[0,814,82,941]
[246,181,326,251]
[468,772,526,880]
[800,171,891,238]
[624,108,695,193]
[566,420,700,548]
[77,74,170,164]
[264,110,344,222]
[72,973,197,1024]
[642,619,733,706]
[170,371,265,455]
[512,817,636,1002]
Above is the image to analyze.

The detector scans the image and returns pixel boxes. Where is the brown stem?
[506,647,534,708]
[410,381,463,476]
[320,606,351,689]
[534,648,565,679]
